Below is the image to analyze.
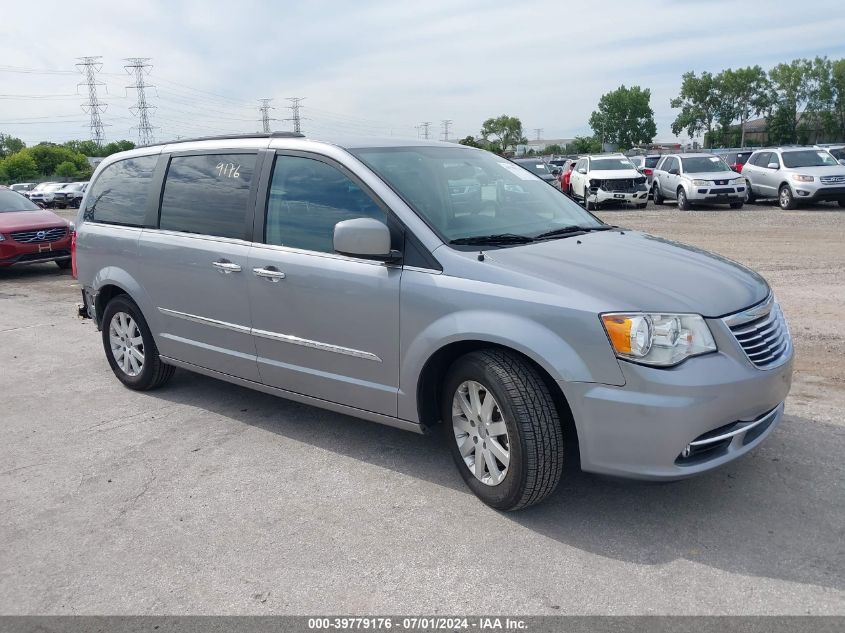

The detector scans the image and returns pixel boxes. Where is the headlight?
[791,174,814,182]
[691,179,708,186]
[732,177,745,184]
[601,313,717,367]
[68,221,75,232]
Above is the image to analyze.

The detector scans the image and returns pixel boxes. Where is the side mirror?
[333,218,396,260]
[767,162,779,170]
[577,168,587,174]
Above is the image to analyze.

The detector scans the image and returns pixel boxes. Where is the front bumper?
[590,188,649,205]
[0,236,72,267]
[560,322,793,480]
[793,184,845,202]
[687,184,746,202]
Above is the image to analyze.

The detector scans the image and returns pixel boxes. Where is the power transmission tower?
[76,56,108,145]
[419,121,432,140]
[534,128,543,141]
[285,97,306,133]
[441,119,453,142]
[125,58,156,146]
[258,98,275,133]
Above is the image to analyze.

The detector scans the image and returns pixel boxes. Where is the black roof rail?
[143,131,305,147]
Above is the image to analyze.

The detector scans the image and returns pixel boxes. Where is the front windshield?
[782,150,838,168]
[590,158,634,171]
[681,156,731,173]
[351,146,604,242]
[0,189,41,212]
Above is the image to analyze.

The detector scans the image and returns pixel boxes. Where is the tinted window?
[590,158,635,170]
[830,148,844,160]
[265,155,385,253]
[84,155,157,226]
[663,157,676,172]
[644,156,660,168]
[159,153,256,239]
[781,150,838,168]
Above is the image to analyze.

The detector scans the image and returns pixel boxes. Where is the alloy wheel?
[109,312,145,377]
[452,380,510,486]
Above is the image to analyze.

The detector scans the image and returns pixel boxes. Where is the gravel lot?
[1,201,844,615]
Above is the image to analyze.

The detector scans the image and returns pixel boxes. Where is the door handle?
[212,260,242,274]
[253,266,286,282]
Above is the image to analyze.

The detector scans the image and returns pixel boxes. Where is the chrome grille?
[723,295,792,369]
[10,226,68,243]
[820,175,845,185]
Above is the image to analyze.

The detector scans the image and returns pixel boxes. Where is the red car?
[0,188,73,269]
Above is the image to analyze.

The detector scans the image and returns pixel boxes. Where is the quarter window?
[83,155,158,226]
[264,155,386,253]
[159,153,256,239]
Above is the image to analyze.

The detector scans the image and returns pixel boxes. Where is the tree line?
[671,57,845,148]
[0,135,135,184]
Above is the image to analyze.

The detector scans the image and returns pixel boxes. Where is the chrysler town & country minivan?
[76,133,794,510]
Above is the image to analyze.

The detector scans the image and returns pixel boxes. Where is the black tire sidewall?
[678,188,689,210]
[441,355,528,509]
[779,186,795,210]
[101,296,159,390]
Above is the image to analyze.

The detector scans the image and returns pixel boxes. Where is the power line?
[125,57,157,146]
[258,98,275,133]
[76,56,108,145]
[284,97,306,134]
[441,119,453,142]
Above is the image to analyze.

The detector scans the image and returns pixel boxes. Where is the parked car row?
[7,181,88,209]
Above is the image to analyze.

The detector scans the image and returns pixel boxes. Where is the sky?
[2,0,845,146]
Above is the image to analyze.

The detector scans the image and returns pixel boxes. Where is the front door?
[247,152,401,416]
[137,151,260,381]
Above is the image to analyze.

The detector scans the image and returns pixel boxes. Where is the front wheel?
[839,200,845,208]
[101,295,175,391]
[653,184,664,205]
[442,349,564,511]
[745,184,755,204]
[729,202,744,209]
[779,185,797,210]
[677,187,691,210]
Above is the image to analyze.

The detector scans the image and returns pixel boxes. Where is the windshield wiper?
[534,225,612,240]
[449,233,535,245]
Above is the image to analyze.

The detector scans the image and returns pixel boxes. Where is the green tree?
[27,144,89,177]
[480,115,527,155]
[670,71,723,148]
[719,66,771,147]
[589,85,656,150]
[0,133,26,158]
[569,136,602,154]
[458,135,481,148]
[102,140,135,156]
[544,143,565,155]
[0,151,39,181]
[55,161,78,178]
[63,140,102,156]
[768,59,813,144]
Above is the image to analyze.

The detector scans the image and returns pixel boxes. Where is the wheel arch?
[415,340,580,465]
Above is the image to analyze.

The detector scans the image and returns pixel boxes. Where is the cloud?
[1,0,844,144]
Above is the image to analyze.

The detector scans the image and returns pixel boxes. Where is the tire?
[779,184,797,210]
[677,187,691,210]
[442,349,564,511]
[652,183,664,205]
[839,200,845,208]
[56,259,72,270]
[101,295,175,391]
[745,184,755,204]
[729,202,744,209]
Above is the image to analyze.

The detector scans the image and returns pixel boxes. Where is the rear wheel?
[442,349,564,511]
[779,185,797,210]
[101,295,175,391]
[677,187,691,210]
[652,183,664,205]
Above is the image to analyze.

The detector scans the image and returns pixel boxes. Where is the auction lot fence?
[1,617,843,633]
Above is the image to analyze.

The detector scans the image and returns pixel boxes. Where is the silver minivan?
[76,133,794,510]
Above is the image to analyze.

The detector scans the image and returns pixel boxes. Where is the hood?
[482,230,768,317]
[685,170,743,181]
[588,169,643,180]
[0,209,69,232]
[788,165,845,177]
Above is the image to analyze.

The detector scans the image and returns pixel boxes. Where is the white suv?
[568,154,648,210]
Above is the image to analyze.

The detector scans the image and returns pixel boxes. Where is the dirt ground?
[596,203,845,427]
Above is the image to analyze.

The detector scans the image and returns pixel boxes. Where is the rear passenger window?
[84,155,158,226]
[159,153,256,239]
[264,155,385,253]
